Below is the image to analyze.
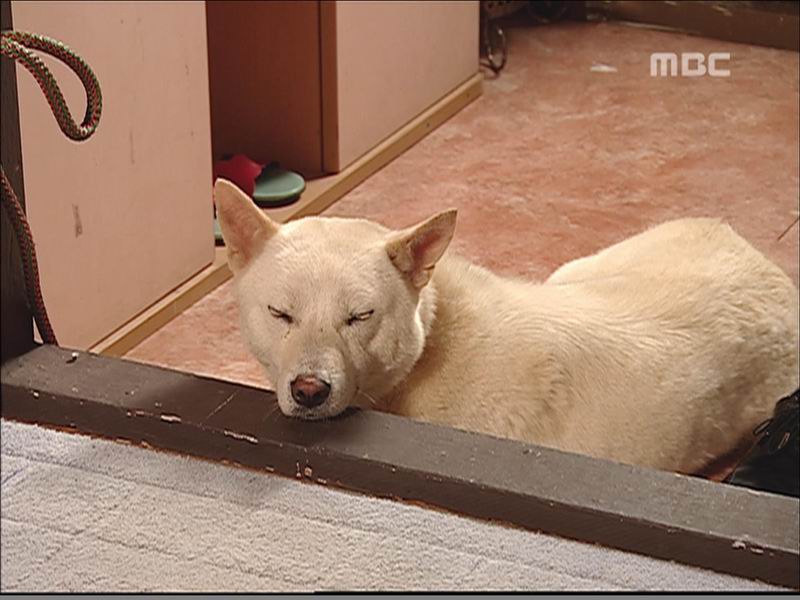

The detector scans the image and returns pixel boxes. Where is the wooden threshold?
[89,72,483,358]
[2,344,798,589]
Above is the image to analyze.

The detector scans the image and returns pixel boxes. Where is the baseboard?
[586,1,800,52]
[89,248,231,357]
[89,72,483,357]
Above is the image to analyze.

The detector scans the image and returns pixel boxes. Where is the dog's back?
[549,218,798,469]
[396,219,799,472]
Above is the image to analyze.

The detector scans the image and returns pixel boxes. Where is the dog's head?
[214,179,457,419]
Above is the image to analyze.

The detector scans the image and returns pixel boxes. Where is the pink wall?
[332,1,479,168]
[12,1,215,348]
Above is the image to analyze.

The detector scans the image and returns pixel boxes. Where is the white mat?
[0,419,780,592]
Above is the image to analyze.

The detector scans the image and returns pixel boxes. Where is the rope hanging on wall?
[0,30,103,345]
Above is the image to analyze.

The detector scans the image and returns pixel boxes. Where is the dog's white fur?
[215,179,799,472]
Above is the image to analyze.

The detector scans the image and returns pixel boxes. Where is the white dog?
[215,179,799,473]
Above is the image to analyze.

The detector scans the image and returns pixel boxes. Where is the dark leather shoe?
[724,389,799,498]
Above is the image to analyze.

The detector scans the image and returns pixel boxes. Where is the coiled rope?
[0,30,102,345]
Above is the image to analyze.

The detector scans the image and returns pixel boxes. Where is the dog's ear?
[386,209,457,288]
[214,178,279,273]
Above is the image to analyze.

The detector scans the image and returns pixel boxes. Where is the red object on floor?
[212,154,263,197]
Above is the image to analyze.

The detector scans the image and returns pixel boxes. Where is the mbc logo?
[650,52,731,77]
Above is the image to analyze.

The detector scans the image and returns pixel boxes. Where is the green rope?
[1,30,103,344]
[1,30,102,139]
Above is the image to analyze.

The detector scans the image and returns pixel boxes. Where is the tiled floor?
[126,21,800,392]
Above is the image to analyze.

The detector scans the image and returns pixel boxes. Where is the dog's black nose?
[290,375,331,408]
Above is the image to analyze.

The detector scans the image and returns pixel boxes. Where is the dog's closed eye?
[268,305,294,324]
[346,309,374,326]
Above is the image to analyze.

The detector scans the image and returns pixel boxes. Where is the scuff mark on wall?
[72,204,83,237]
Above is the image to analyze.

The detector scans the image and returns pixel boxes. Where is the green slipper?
[253,162,305,208]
